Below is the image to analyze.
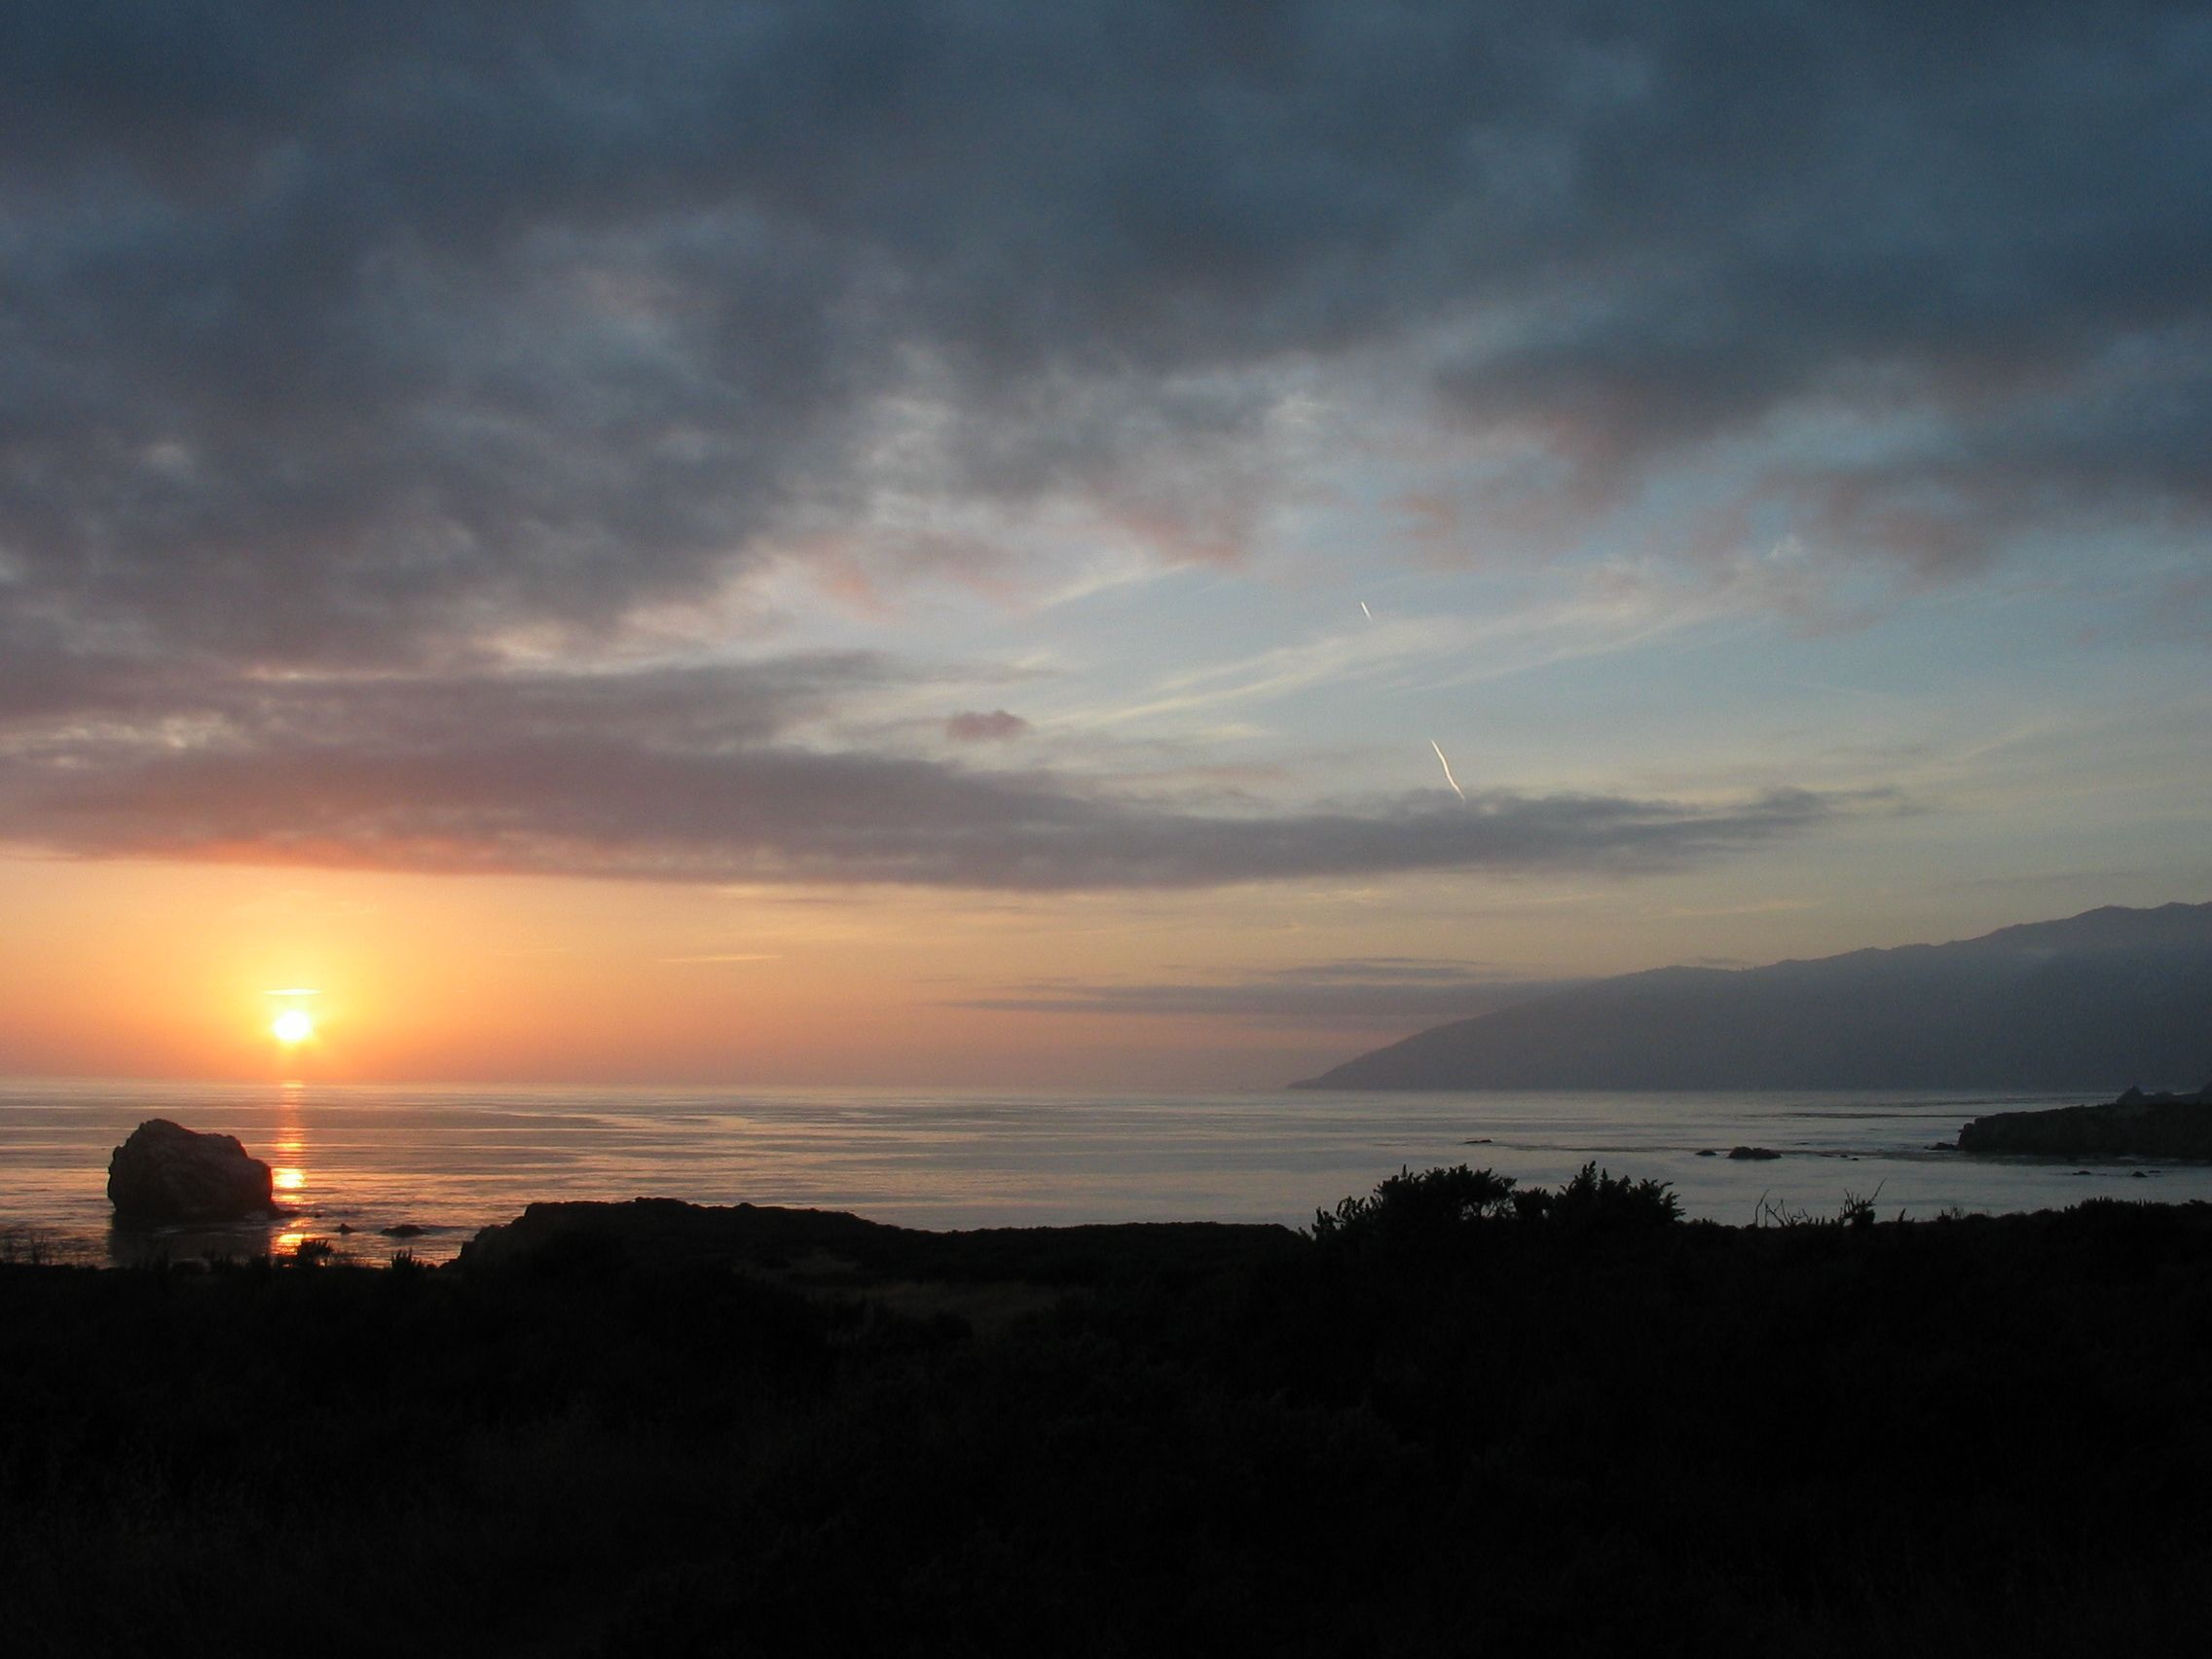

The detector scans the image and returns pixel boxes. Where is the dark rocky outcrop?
[457,1196,1302,1284]
[1957,1083,2212,1160]
[1726,1146,1783,1161]
[459,1197,903,1272]
[106,1119,275,1228]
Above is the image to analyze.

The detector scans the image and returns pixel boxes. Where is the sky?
[2,1,2208,1088]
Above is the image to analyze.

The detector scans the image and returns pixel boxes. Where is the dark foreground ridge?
[1959,1083,2212,1160]
[8,1170,2212,1655]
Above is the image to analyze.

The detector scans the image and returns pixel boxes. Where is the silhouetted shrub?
[1838,1185,1883,1230]
[1511,1161,1682,1232]
[1309,1163,1518,1248]
[1757,1185,1887,1230]
[0,1226,52,1266]
[1313,1161,1679,1250]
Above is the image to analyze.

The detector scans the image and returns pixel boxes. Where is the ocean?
[2,1077,2200,1266]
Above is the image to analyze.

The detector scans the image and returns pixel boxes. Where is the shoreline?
[8,1083,2210,1269]
[10,1150,2211,1272]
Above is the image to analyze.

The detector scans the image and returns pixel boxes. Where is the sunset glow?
[0,3,2201,1092]
[4,12,2206,1652]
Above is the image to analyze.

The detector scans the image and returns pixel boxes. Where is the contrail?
[1356,600,1459,800]
[1430,741,1466,800]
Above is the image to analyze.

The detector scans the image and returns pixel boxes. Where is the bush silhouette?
[1309,1163,1519,1248]
[1511,1161,1682,1231]
[1313,1161,1679,1249]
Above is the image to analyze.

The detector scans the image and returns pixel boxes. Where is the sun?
[272,1008,316,1046]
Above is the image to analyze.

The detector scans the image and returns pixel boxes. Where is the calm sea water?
[2,1078,2202,1266]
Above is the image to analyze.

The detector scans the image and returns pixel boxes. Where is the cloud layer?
[2,4,2198,891]
[4,0,2206,665]
[962,959,1583,1027]
[0,654,1849,888]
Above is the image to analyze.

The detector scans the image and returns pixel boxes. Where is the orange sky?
[0,852,1418,1087]
[7,830,2197,1088]
[4,8,2209,1089]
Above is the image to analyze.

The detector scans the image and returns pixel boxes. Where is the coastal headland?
[7,1171,2212,1653]
[1958,1085,2212,1160]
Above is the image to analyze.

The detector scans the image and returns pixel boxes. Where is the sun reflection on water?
[273,1080,309,1203]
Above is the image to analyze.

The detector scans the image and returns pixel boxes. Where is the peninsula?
[1958,1084,2212,1160]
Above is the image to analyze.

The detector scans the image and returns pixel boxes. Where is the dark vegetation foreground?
[6,1170,2212,1657]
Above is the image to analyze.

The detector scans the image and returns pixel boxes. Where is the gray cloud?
[944,710,1031,744]
[1,0,2205,668]
[0,656,1855,890]
[962,960,1585,1027]
[0,634,906,735]
[0,4,2187,897]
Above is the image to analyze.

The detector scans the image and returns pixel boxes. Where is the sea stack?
[106,1119,276,1228]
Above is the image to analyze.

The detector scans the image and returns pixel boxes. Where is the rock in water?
[107,1119,275,1227]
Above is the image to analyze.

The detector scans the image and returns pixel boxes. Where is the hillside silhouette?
[1295,902,2212,1090]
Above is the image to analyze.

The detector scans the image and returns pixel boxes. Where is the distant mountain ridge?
[1291,903,2212,1091]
